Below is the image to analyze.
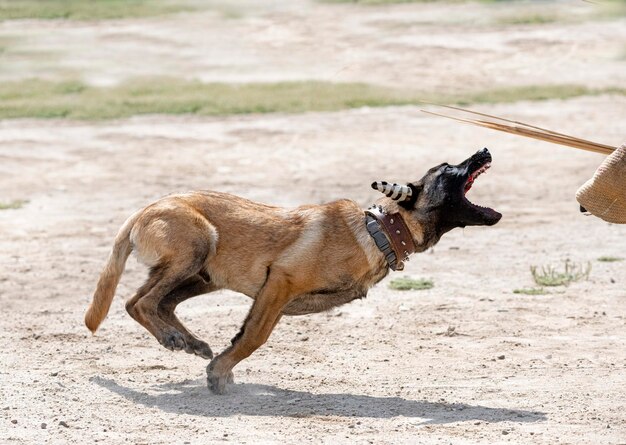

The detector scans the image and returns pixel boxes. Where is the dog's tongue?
[464,177,474,194]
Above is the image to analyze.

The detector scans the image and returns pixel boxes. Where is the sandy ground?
[1,0,625,90]
[1,1,626,444]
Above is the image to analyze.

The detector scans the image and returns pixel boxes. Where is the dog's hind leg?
[126,252,208,351]
[157,275,217,359]
[124,266,167,332]
[126,210,218,352]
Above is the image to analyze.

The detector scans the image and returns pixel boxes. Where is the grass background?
[0,0,623,119]
[1,78,623,120]
[0,0,198,20]
[1,0,624,21]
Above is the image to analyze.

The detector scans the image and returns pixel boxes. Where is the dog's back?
[86,191,384,333]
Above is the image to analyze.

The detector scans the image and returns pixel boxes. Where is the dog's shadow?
[91,377,545,425]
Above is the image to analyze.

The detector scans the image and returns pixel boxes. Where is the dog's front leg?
[207,272,290,394]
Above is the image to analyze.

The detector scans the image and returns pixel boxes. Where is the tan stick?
[421,106,616,155]
[419,102,572,137]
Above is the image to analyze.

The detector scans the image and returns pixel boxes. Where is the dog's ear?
[371,181,418,209]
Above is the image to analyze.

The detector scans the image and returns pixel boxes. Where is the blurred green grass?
[0,199,27,210]
[496,13,556,25]
[319,0,439,4]
[0,0,197,20]
[597,256,623,263]
[2,0,624,21]
[389,277,434,291]
[0,78,623,120]
[513,287,548,295]
[319,0,626,22]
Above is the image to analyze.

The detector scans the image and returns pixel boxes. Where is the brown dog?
[85,148,500,394]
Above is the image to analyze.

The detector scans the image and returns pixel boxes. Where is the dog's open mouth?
[461,153,501,223]
[463,161,490,195]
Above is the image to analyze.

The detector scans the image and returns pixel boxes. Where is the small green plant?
[530,260,591,287]
[597,256,623,263]
[497,13,557,26]
[0,199,27,210]
[389,277,434,291]
[513,287,548,296]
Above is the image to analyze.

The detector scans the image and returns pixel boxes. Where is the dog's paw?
[207,372,228,395]
[160,330,187,351]
[206,360,233,395]
[185,340,214,360]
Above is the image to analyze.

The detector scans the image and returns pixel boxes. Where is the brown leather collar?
[365,205,417,271]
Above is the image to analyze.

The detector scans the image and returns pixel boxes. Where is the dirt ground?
[1,1,625,444]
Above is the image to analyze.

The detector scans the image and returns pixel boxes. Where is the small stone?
[498,355,505,360]
[50,372,58,377]
[502,430,509,435]
[59,421,69,428]
[300,336,309,342]
[41,423,47,429]
[11,419,17,424]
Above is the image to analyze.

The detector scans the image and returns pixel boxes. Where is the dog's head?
[372,148,501,242]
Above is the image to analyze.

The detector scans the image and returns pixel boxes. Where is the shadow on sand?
[91,377,546,425]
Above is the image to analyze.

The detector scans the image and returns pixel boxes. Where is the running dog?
[85,148,500,394]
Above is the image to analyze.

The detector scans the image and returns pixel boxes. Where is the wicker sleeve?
[576,143,626,224]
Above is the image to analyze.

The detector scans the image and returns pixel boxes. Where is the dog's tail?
[85,212,139,333]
